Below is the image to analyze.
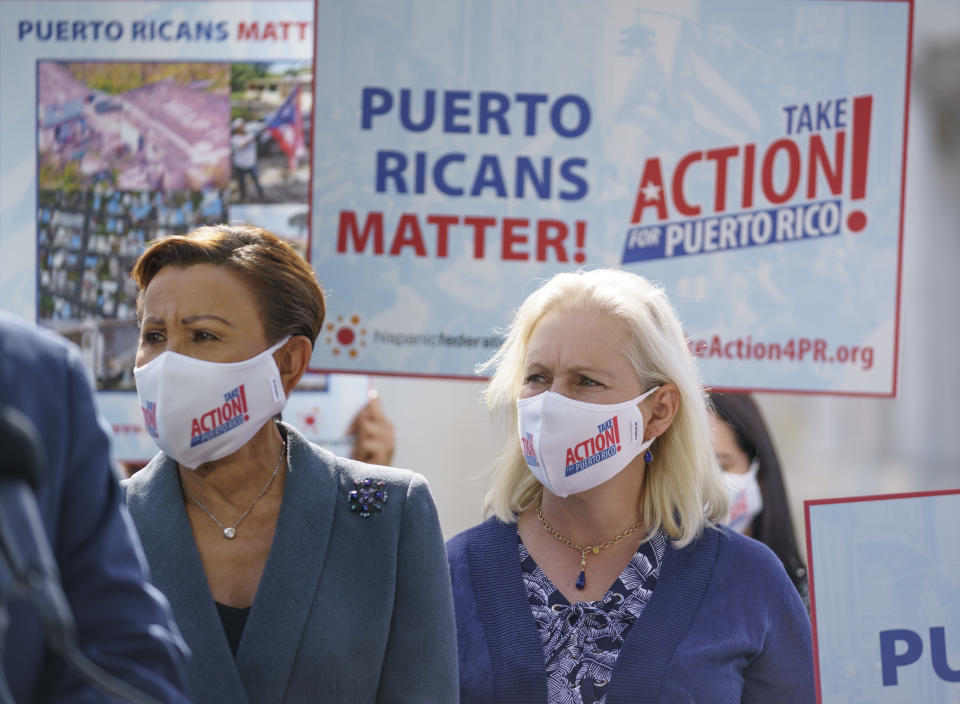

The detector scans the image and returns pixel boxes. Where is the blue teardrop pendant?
[575,570,586,590]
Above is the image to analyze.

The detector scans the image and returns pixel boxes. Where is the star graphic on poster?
[641,183,662,202]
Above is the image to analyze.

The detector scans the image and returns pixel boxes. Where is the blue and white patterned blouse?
[519,529,667,704]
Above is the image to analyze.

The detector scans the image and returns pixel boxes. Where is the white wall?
[372,0,960,544]
[374,375,504,539]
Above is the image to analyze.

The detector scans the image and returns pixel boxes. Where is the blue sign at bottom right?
[806,489,960,703]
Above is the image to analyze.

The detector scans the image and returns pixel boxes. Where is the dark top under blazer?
[123,422,459,704]
[447,517,814,704]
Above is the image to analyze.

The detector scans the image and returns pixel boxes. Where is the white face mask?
[517,387,659,498]
[133,337,290,469]
[723,460,763,532]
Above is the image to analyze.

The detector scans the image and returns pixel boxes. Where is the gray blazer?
[122,422,459,703]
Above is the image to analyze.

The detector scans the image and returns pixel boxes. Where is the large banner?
[311,0,912,395]
[806,490,960,703]
[0,1,368,463]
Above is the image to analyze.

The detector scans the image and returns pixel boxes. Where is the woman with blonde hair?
[447,268,813,703]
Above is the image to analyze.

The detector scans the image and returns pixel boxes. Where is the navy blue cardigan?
[447,517,814,704]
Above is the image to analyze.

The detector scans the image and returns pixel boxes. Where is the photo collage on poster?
[35,59,311,390]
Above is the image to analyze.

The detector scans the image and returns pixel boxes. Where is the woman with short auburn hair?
[123,224,457,703]
[131,224,325,347]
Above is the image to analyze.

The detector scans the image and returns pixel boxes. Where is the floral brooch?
[348,478,388,518]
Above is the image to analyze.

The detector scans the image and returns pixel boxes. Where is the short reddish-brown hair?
[131,224,325,347]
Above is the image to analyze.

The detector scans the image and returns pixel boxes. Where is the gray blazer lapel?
[234,424,337,704]
[124,456,249,704]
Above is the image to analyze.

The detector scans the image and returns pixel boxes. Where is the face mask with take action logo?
[517,387,659,498]
[723,459,764,533]
[133,337,289,469]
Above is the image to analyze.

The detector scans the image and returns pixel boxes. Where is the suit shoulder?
[0,313,73,366]
[715,527,790,579]
[446,516,507,557]
[120,454,169,501]
[0,314,78,395]
[336,457,422,491]
[283,421,422,492]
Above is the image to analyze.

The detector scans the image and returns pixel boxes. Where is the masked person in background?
[446,269,814,704]
[708,391,809,606]
[122,224,457,703]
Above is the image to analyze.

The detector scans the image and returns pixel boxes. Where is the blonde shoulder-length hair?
[478,268,727,547]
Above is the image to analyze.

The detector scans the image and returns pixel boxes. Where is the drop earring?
[644,449,654,463]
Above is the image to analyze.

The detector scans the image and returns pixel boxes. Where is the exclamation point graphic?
[847,95,872,233]
[612,416,622,452]
[239,385,249,421]
[573,221,586,264]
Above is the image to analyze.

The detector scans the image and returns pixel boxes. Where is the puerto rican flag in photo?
[264,84,304,170]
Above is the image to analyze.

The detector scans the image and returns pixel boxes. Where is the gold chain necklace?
[536,501,645,591]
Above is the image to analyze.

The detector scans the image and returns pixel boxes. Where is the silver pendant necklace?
[182,438,287,539]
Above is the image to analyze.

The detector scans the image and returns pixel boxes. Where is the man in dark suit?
[0,312,190,702]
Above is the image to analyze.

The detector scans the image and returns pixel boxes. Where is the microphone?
[0,405,44,488]
[0,406,163,704]
[0,406,75,642]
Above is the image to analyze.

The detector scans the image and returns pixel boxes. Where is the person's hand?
[347,390,396,466]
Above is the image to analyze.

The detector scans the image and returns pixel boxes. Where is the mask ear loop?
[639,385,661,464]
[269,336,294,422]
[268,335,296,373]
[269,335,293,356]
